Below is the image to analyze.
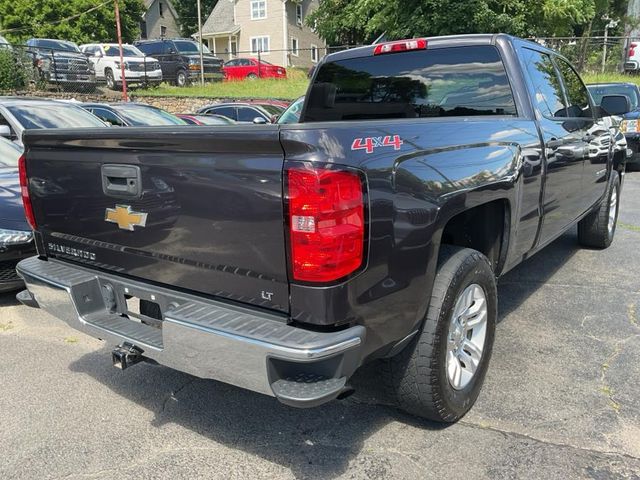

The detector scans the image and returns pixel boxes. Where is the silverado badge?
[105,205,148,231]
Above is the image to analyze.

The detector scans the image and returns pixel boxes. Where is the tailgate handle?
[101,164,142,199]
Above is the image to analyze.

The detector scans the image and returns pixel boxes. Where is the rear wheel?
[578,171,620,249]
[246,73,258,80]
[384,246,497,422]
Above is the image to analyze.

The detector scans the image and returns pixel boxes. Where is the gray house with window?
[200,0,326,68]
[140,0,181,39]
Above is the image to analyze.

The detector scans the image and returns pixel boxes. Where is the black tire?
[578,171,620,249]
[384,246,497,422]
[175,69,188,87]
[105,69,117,90]
[246,73,258,80]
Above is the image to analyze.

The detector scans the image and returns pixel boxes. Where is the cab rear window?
[303,45,517,122]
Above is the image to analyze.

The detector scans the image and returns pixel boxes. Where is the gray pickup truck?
[16,34,626,423]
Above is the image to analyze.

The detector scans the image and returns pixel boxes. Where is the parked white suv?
[80,43,162,89]
[624,41,640,72]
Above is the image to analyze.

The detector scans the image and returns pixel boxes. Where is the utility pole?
[114,0,128,101]
[602,16,620,73]
[197,0,205,85]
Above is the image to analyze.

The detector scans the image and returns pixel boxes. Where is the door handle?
[101,164,142,199]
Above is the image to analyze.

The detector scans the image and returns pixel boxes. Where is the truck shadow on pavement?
[67,230,581,479]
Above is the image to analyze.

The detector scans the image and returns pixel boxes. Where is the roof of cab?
[322,33,553,63]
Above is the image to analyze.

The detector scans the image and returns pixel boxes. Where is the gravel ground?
[1,175,640,480]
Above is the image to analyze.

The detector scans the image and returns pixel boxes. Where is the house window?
[311,44,319,63]
[250,0,267,19]
[251,36,270,55]
[159,2,164,17]
[291,37,299,56]
[160,25,167,38]
[296,4,303,25]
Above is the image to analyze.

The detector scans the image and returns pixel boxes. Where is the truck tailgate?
[24,126,290,313]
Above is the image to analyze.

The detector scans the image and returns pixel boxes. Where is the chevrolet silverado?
[16,34,626,422]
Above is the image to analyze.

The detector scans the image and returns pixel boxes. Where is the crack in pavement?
[458,419,640,463]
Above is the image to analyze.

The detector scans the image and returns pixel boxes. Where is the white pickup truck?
[80,43,163,90]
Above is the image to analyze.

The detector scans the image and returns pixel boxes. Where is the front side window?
[251,37,269,55]
[304,45,516,122]
[520,48,567,119]
[251,0,266,19]
[555,58,592,118]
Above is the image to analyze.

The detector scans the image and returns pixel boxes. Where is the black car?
[197,103,273,123]
[134,39,223,86]
[26,39,96,91]
[0,138,34,292]
[80,103,187,127]
[588,82,640,170]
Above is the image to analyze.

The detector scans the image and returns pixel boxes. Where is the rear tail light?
[630,42,637,57]
[287,166,365,283]
[18,154,36,230]
[373,38,427,55]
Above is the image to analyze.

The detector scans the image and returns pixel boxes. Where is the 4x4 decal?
[351,135,404,154]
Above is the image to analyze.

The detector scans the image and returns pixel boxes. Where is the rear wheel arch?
[437,198,511,275]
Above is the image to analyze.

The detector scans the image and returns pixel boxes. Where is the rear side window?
[303,46,516,122]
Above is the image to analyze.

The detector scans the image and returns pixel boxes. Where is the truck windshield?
[104,45,143,57]
[32,40,80,53]
[174,41,211,55]
[304,45,517,122]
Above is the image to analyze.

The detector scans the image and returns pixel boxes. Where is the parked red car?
[223,58,287,80]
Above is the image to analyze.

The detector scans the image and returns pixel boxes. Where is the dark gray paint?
[22,34,623,363]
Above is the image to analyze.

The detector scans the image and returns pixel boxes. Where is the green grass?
[582,72,640,85]
[136,68,310,100]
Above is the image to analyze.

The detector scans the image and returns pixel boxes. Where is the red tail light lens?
[630,42,637,57]
[374,38,427,55]
[287,167,365,283]
[18,154,36,229]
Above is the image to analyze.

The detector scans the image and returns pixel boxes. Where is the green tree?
[0,0,145,44]
[173,0,218,37]
[308,0,618,46]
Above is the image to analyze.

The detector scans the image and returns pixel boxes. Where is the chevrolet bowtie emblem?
[105,205,148,231]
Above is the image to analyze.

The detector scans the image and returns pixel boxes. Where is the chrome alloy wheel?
[446,284,488,390]
[608,185,618,236]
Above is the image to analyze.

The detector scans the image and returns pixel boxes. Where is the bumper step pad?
[271,374,348,408]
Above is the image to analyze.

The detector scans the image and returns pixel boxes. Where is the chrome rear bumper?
[17,257,365,407]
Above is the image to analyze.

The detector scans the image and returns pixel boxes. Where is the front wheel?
[105,69,117,90]
[384,246,497,422]
[578,171,620,249]
[175,69,188,87]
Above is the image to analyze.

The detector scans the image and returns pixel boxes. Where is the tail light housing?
[18,154,36,229]
[374,38,427,55]
[287,165,365,283]
[630,43,637,57]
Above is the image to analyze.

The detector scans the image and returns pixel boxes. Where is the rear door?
[25,126,290,313]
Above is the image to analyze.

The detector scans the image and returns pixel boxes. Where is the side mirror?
[253,117,268,124]
[600,94,632,116]
[0,125,11,138]
[169,48,177,54]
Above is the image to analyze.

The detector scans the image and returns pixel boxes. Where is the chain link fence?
[533,36,640,74]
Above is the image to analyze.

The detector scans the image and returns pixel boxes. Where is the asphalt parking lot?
[1,175,640,480]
